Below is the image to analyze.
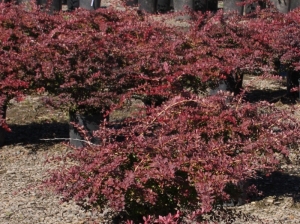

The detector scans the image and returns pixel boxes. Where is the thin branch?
[40,138,98,146]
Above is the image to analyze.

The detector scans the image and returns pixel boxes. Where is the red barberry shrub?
[183,0,300,94]
[185,2,282,94]
[1,0,300,116]
[0,3,38,130]
[31,6,269,111]
[8,1,282,114]
[1,0,296,221]
[37,1,300,222]
[27,7,187,111]
[229,0,300,89]
[44,92,300,222]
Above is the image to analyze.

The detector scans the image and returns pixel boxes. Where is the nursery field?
[1,0,300,222]
[1,75,300,223]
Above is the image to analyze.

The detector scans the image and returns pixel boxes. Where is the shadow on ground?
[244,88,299,104]
[247,170,300,203]
[4,121,69,151]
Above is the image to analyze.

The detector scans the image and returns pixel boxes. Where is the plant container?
[157,0,170,13]
[173,0,194,11]
[170,0,173,10]
[0,129,5,147]
[244,1,266,14]
[223,0,243,15]
[209,74,244,96]
[125,0,138,7]
[37,0,62,12]
[0,105,7,147]
[194,0,218,12]
[138,0,157,13]
[290,0,300,10]
[69,110,107,148]
[207,0,218,11]
[270,0,290,13]
[67,0,79,10]
[286,71,300,94]
[209,81,229,96]
[79,0,101,10]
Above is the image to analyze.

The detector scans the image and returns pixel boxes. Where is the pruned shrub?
[44,92,300,222]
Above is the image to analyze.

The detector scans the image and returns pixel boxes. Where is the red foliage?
[4,1,297,113]
[0,3,38,129]
[29,8,185,111]
[1,1,300,222]
[45,93,300,222]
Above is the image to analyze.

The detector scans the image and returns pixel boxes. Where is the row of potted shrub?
[1,1,300,222]
[41,3,300,221]
[12,0,300,14]
[1,0,300,147]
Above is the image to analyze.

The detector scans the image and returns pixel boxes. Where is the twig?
[40,138,98,146]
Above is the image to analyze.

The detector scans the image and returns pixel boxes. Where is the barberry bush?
[1,0,300,222]
[1,0,300,112]
[3,0,298,115]
[0,2,37,133]
[45,92,300,222]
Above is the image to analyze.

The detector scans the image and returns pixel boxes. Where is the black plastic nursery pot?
[0,105,7,147]
[79,0,101,10]
[290,0,300,11]
[194,0,218,12]
[244,1,266,14]
[69,110,108,148]
[38,0,62,12]
[223,0,243,15]
[209,74,244,96]
[173,0,194,12]
[270,0,290,13]
[138,0,157,13]
[0,129,5,147]
[286,71,300,94]
[227,74,244,95]
[67,0,79,10]
[157,0,170,13]
[125,0,138,7]
[209,81,229,96]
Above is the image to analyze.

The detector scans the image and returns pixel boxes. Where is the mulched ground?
[1,75,300,223]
